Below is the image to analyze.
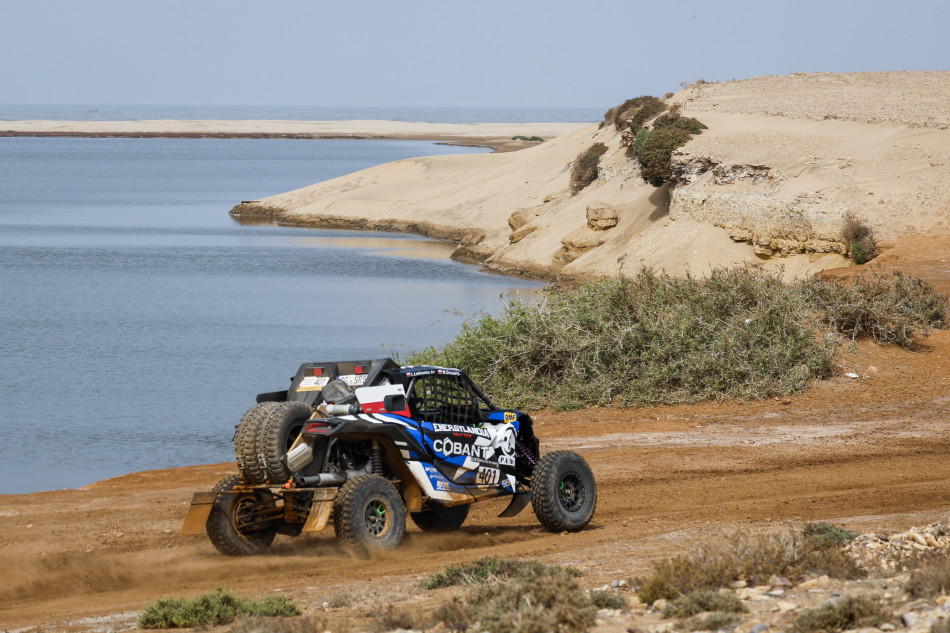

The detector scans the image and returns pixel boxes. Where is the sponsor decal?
[432,438,494,460]
[504,411,517,423]
[432,422,491,438]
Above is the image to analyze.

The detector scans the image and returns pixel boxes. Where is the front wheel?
[206,475,280,556]
[333,474,406,555]
[530,450,597,532]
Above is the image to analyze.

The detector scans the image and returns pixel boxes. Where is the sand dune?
[232,71,950,282]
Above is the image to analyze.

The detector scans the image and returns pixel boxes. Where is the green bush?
[637,126,692,185]
[569,142,609,194]
[803,522,860,548]
[511,135,543,142]
[137,588,300,629]
[653,110,708,135]
[407,267,835,410]
[792,595,894,633]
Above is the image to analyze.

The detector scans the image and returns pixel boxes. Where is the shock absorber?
[370,440,384,476]
[516,440,538,468]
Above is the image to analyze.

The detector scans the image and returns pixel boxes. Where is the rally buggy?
[182,358,596,555]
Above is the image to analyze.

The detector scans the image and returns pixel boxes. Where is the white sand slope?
[232,72,950,280]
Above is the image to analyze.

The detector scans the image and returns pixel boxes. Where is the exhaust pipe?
[296,465,370,487]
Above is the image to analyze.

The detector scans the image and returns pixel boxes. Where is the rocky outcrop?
[670,153,848,257]
[556,205,621,264]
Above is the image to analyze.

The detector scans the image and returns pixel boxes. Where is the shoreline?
[0,119,589,152]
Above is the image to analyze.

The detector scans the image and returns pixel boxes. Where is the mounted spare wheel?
[234,401,282,484]
[257,401,313,484]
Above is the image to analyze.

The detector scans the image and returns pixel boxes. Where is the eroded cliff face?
[669,154,848,257]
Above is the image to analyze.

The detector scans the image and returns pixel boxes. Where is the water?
[0,137,540,494]
[0,104,601,124]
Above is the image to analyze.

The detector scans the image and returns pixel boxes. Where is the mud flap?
[181,492,216,534]
[302,488,338,533]
[498,491,530,518]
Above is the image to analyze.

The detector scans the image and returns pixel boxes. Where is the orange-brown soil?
[2,320,948,631]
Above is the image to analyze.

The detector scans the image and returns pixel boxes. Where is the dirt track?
[1,324,949,632]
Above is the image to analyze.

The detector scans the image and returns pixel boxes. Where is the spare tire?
[234,401,282,485]
[258,401,313,484]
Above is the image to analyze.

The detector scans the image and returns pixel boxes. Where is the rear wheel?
[333,474,406,555]
[410,503,470,532]
[206,475,279,556]
[530,450,596,532]
[258,401,312,484]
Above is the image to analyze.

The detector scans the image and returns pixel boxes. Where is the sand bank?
[0,119,589,151]
[232,72,950,284]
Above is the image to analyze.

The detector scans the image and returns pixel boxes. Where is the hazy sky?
[2,0,947,108]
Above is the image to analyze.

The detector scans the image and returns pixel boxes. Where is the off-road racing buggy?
[182,358,596,556]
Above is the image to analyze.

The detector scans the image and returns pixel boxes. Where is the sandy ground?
[2,324,949,632]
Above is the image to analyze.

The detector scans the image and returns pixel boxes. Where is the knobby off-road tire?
[234,401,282,485]
[258,401,312,484]
[333,474,406,555]
[410,503,470,532]
[206,474,279,556]
[530,450,597,532]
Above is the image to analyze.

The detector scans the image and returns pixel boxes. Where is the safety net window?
[411,376,481,426]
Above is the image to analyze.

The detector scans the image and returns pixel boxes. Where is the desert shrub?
[841,212,878,264]
[374,605,424,632]
[569,142,609,194]
[661,590,746,618]
[683,612,742,631]
[791,595,894,633]
[433,597,472,633]
[590,589,628,609]
[138,588,299,629]
[654,110,708,135]
[231,615,329,633]
[664,91,675,99]
[801,269,949,349]
[511,135,543,141]
[406,267,835,411]
[604,95,666,130]
[631,127,651,157]
[637,126,692,185]
[803,522,860,548]
[468,566,597,633]
[637,527,865,605]
[906,558,950,598]
[423,556,580,589]
[427,560,597,633]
